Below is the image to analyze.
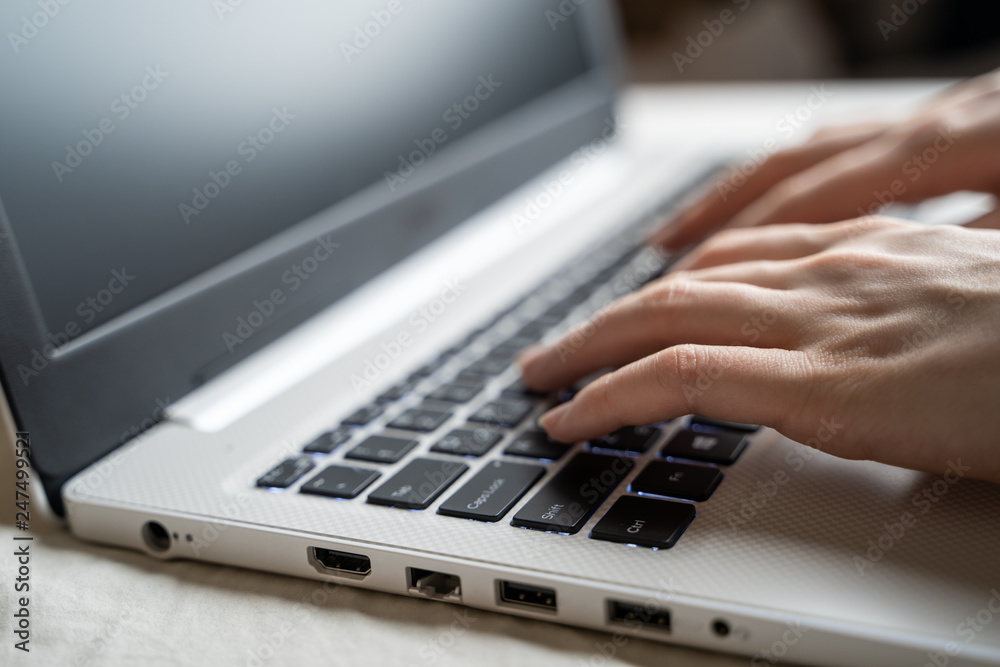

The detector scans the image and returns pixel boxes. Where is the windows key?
[660,428,747,465]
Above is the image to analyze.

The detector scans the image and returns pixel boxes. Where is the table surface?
[1,80,949,667]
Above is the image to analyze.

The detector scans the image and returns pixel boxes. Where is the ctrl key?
[590,496,695,549]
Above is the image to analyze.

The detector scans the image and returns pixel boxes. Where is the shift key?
[511,453,634,534]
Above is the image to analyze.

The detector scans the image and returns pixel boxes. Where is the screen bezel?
[0,1,624,514]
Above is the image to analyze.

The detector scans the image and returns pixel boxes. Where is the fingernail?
[538,402,571,433]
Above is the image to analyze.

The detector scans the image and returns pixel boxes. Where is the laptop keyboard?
[254,193,759,550]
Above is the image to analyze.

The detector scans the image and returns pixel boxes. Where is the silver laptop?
[2,2,998,665]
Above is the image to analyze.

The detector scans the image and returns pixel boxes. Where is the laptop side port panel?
[608,599,671,632]
[308,547,371,579]
[497,580,558,613]
[408,567,463,602]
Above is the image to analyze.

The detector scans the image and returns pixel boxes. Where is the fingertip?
[517,344,548,385]
[537,402,572,441]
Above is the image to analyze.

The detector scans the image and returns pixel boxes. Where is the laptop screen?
[0,1,587,338]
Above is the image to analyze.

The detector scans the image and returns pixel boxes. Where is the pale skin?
[519,70,1000,485]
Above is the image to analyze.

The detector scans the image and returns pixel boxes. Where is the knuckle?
[667,343,704,390]
[891,114,953,153]
[646,277,695,312]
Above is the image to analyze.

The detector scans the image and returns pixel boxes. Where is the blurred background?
[616,0,1000,81]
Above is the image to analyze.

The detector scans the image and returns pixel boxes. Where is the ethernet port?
[408,567,462,602]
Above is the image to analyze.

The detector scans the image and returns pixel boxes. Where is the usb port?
[608,600,671,632]
[498,581,557,612]
[308,547,371,578]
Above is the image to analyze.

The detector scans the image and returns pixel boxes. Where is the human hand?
[520,219,1000,484]
[652,69,1000,251]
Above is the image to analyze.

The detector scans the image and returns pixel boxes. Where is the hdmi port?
[498,581,557,612]
[308,547,371,578]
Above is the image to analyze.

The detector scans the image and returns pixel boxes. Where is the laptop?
[2,2,998,665]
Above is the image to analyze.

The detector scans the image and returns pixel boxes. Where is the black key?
[427,382,483,404]
[589,495,695,549]
[377,380,419,403]
[533,311,564,328]
[690,415,761,433]
[511,452,634,534]
[451,372,487,386]
[256,458,315,489]
[487,345,521,362]
[498,333,538,351]
[545,300,575,319]
[345,435,418,464]
[431,427,503,457]
[594,426,660,454]
[409,357,449,379]
[661,428,748,465]
[303,427,353,454]
[367,458,468,510]
[438,461,546,521]
[342,404,384,426]
[505,431,570,461]
[469,398,534,428]
[565,285,593,305]
[630,460,723,502]
[454,370,490,386]
[463,355,510,376]
[502,379,547,399]
[517,321,549,339]
[300,465,381,499]
[387,408,452,432]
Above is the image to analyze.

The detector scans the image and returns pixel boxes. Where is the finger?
[725,121,977,230]
[537,344,813,442]
[519,280,800,392]
[678,260,799,290]
[671,222,855,272]
[652,123,889,250]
